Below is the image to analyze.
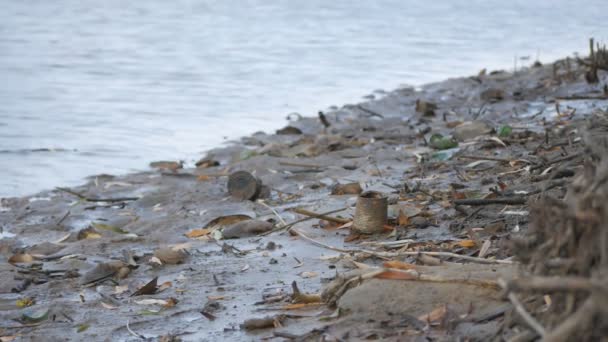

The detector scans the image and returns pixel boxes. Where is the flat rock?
[222,220,274,238]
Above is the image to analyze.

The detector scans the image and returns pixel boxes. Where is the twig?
[544,297,597,342]
[292,208,351,224]
[289,228,351,253]
[499,279,546,338]
[453,197,526,206]
[279,161,323,169]
[56,210,70,225]
[257,200,287,227]
[260,207,348,236]
[55,187,139,203]
[126,320,146,340]
[458,155,512,163]
[529,154,580,171]
[356,104,384,118]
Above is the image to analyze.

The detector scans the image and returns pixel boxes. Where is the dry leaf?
[418,304,448,323]
[319,220,340,229]
[336,221,353,229]
[0,335,18,342]
[171,243,192,251]
[154,247,187,265]
[114,285,129,295]
[185,228,213,238]
[135,299,169,306]
[456,240,477,248]
[207,296,226,300]
[77,227,102,240]
[131,277,158,297]
[16,298,35,308]
[157,281,173,293]
[478,240,492,258]
[398,209,410,226]
[489,137,507,147]
[149,256,163,265]
[101,302,118,310]
[197,175,211,182]
[344,234,361,242]
[8,253,36,264]
[299,271,318,278]
[383,260,417,270]
[164,297,178,308]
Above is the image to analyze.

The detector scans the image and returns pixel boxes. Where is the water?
[1,0,607,197]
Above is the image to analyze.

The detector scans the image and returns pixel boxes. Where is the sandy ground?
[1,57,607,341]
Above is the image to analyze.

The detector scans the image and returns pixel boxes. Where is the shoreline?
[0,54,572,200]
[1,55,607,340]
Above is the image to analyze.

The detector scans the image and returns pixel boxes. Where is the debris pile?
[507,113,608,341]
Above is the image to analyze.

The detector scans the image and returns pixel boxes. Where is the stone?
[222,220,274,239]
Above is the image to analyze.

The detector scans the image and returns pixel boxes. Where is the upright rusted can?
[352,191,387,234]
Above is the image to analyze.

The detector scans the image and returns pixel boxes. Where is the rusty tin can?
[353,191,387,234]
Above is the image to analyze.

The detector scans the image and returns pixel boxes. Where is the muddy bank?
[1,53,608,341]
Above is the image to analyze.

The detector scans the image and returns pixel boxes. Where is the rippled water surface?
[1,0,607,197]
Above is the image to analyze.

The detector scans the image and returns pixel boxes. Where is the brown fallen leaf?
[185,228,213,238]
[131,277,158,297]
[101,302,118,310]
[344,233,361,242]
[77,227,102,240]
[398,209,410,226]
[197,175,214,182]
[319,219,341,229]
[81,260,126,285]
[299,271,318,278]
[331,182,362,195]
[383,260,417,270]
[8,254,36,264]
[418,304,448,324]
[291,281,322,304]
[456,240,477,248]
[241,315,285,330]
[157,281,172,293]
[163,297,178,308]
[154,247,188,265]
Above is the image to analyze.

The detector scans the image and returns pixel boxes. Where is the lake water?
[1,0,607,197]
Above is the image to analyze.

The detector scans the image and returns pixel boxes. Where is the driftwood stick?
[292,208,351,224]
[530,154,580,171]
[55,187,139,202]
[544,297,597,342]
[500,281,546,338]
[356,105,385,118]
[453,197,526,206]
[279,161,323,169]
[260,207,348,236]
[458,155,512,163]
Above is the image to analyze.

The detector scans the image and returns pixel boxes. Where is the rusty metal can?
[352,191,387,234]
